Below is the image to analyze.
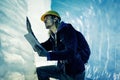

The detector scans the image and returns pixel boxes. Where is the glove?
[33,44,48,57]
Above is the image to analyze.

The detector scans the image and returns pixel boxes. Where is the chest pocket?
[57,37,65,50]
[50,35,65,51]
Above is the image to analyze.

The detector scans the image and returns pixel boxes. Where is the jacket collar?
[57,21,67,32]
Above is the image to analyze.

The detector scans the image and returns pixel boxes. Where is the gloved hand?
[33,44,48,57]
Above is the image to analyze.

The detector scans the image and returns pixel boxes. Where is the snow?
[0,0,53,80]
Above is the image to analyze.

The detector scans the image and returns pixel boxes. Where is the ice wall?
[0,0,37,80]
[0,0,52,80]
[51,0,120,79]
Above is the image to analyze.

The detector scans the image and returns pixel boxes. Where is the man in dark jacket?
[35,10,88,80]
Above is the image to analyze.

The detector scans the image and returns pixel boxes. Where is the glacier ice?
[51,0,120,79]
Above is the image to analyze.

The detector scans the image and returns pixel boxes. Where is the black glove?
[33,45,48,57]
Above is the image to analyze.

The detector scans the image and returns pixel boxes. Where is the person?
[34,10,90,80]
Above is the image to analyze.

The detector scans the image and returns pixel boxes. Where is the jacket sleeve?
[41,38,52,51]
[48,24,78,60]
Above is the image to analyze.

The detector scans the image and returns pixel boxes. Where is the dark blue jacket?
[41,22,85,76]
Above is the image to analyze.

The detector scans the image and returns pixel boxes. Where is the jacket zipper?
[55,33,57,49]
